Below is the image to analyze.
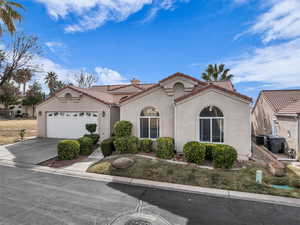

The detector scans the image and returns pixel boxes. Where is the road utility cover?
[110,212,171,225]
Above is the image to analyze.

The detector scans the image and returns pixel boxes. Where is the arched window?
[173,82,185,98]
[140,107,160,139]
[199,106,224,143]
[65,93,72,100]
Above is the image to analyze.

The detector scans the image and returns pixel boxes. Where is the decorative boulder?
[268,162,285,177]
[112,157,135,169]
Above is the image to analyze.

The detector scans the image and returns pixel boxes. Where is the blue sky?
[12,0,300,99]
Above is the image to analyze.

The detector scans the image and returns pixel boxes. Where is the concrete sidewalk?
[0,158,299,209]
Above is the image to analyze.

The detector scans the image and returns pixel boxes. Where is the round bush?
[101,137,116,157]
[212,144,237,169]
[113,136,139,154]
[78,136,93,155]
[114,120,133,137]
[203,143,216,161]
[140,139,153,153]
[57,140,80,160]
[183,141,206,165]
[85,123,97,134]
[127,136,139,153]
[114,137,128,153]
[84,133,100,144]
[156,137,175,159]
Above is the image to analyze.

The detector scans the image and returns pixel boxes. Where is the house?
[252,90,300,155]
[37,73,252,160]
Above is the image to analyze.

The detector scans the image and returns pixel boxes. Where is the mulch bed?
[39,155,89,168]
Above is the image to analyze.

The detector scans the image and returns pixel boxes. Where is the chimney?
[131,78,140,85]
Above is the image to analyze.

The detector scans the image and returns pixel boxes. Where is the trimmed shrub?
[78,136,93,155]
[114,137,128,153]
[212,144,237,169]
[101,137,116,157]
[114,120,133,137]
[113,136,139,154]
[84,134,100,144]
[57,140,80,160]
[127,136,139,154]
[183,141,206,165]
[140,139,153,153]
[86,123,97,134]
[203,143,216,161]
[156,137,175,159]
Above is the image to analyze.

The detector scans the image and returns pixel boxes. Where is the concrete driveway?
[0,138,59,164]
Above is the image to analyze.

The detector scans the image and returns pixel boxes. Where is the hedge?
[78,136,93,155]
[86,123,97,134]
[114,120,133,137]
[202,143,216,161]
[84,134,100,145]
[183,141,206,165]
[156,137,175,159]
[113,136,139,154]
[57,140,80,160]
[140,139,153,153]
[101,137,116,157]
[212,144,237,169]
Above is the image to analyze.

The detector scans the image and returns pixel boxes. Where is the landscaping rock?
[268,162,285,177]
[112,157,135,169]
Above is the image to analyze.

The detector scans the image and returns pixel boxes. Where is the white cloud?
[35,0,189,32]
[228,38,300,88]
[32,55,77,89]
[95,67,129,84]
[249,0,300,43]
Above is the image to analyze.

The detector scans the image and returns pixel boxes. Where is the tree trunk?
[32,105,35,118]
[23,82,26,95]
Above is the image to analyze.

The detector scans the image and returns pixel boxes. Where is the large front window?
[140,107,160,139]
[199,106,224,143]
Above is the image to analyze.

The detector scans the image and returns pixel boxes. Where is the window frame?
[198,106,224,144]
[139,107,160,140]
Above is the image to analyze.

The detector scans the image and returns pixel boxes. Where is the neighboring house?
[252,90,300,155]
[37,73,252,160]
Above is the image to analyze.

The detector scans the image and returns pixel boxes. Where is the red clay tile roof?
[174,84,252,103]
[119,84,160,103]
[159,72,207,85]
[261,90,300,114]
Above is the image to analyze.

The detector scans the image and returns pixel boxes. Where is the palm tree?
[14,68,32,95]
[201,64,234,81]
[45,71,58,95]
[0,1,24,35]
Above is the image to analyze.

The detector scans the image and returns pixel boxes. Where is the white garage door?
[47,112,99,139]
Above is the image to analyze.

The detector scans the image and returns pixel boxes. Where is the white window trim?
[140,115,160,140]
[199,116,224,143]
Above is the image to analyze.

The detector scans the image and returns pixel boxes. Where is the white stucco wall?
[120,87,175,138]
[36,88,112,141]
[175,89,251,160]
[276,116,299,153]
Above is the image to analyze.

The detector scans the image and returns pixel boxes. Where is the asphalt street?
[0,165,299,225]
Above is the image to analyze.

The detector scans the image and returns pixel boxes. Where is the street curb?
[0,159,300,208]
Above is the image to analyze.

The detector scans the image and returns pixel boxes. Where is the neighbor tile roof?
[262,90,300,114]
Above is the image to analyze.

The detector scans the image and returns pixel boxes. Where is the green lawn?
[88,155,300,198]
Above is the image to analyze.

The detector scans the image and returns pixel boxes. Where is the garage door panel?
[47,112,98,139]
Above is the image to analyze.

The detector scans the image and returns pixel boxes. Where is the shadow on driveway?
[0,138,60,166]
